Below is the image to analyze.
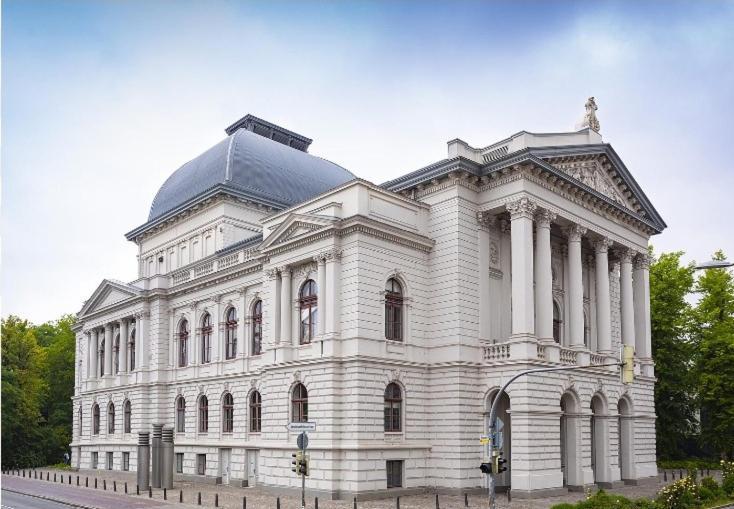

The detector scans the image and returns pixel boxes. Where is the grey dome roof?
[148,128,355,222]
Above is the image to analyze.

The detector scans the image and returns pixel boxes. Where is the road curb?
[2,487,101,509]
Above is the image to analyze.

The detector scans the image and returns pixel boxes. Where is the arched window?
[129,327,136,371]
[178,319,189,367]
[384,383,402,432]
[291,383,308,423]
[123,400,132,433]
[385,279,404,341]
[176,397,186,433]
[225,308,238,359]
[198,396,209,433]
[249,391,262,432]
[200,313,212,364]
[299,280,318,344]
[222,393,234,433]
[92,404,100,435]
[251,300,263,355]
[553,302,562,344]
[113,334,120,373]
[99,338,105,377]
[107,402,115,434]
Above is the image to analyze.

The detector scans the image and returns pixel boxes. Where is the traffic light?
[299,454,310,476]
[621,345,634,384]
[479,462,492,474]
[496,451,508,474]
[291,451,303,474]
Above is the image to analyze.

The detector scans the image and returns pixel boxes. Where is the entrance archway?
[591,394,611,486]
[617,397,635,482]
[486,390,511,490]
[560,391,582,487]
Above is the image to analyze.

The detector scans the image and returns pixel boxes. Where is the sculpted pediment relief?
[545,156,636,211]
[260,213,337,250]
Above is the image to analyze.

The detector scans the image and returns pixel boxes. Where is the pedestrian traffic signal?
[291,451,302,474]
[496,451,508,474]
[479,462,492,474]
[299,455,310,476]
[621,345,634,384]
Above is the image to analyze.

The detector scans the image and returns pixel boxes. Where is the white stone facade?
[71,118,663,498]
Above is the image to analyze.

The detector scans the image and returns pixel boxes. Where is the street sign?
[286,422,317,432]
[479,435,490,445]
[297,432,309,450]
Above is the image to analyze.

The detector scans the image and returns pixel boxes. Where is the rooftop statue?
[579,96,600,132]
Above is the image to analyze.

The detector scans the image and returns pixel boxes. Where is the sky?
[2,0,733,324]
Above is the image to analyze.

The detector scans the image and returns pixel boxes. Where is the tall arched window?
[198,396,209,433]
[176,397,186,433]
[249,391,262,432]
[384,383,403,432]
[553,302,562,344]
[107,402,115,434]
[123,400,132,433]
[99,339,105,377]
[251,300,263,355]
[178,319,189,367]
[129,327,136,371]
[200,313,212,364]
[385,278,404,341]
[299,280,318,344]
[113,334,120,373]
[92,404,100,435]
[225,308,238,359]
[291,383,308,423]
[222,393,234,433]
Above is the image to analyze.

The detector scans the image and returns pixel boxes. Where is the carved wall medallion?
[390,368,402,382]
[250,379,258,389]
[293,370,301,382]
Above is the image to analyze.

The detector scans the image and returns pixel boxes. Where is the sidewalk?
[1,468,708,509]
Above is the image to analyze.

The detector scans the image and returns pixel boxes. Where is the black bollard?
[436,494,439,509]
[164,488,167,501]
[76,475,79,485]
[215,493,219,507]
[354,496,358,509]
[23,470,26,477]
[149,486,152,498]
[125,482,128,494]
[114,481,117,492]
[86,477,88,487]
[180,490,183,503]
[664,470,667,481]
[54,473,57,482]
[69,475,71,484]
[508,489,512,502]
[465,493,469,507]
[314,497,317,509]
[396,496,400,509]
[679,469,683,479]
[276,496,280,509]
[95,478,98,489]
[137,484,140,495]
[244,496,247,509]
[104,479,107,490]
[47,472,50,481]
[198,492,202,506]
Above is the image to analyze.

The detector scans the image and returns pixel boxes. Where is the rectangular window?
[176,453,184,474]
[91,452,98,469]
[386,460,403,489]
[122,452,129,471]
[197,454,206,475]
[106,452,113,470]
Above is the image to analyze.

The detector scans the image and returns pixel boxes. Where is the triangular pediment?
[261,213,338,250]
[79,279,140,317]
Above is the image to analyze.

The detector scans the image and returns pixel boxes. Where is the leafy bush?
[698,486,716,501]
[700,476,721,496]
[722,460,734,496]
[656,476,698,509]
[550,504,577,509]
[550,490,659,509]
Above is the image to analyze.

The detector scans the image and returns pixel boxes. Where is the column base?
[508,335,539,360]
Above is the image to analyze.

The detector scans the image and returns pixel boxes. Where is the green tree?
[649,250,697,459]
[693,251,734,459]
[1,316,48,468]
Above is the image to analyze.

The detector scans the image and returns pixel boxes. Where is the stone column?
[104,324,113,376]
[136,311,148,369]
[89,330,98,379]
[476,212,494,341]
[120,319,129,374]
[280,266,292,345]
[315,256,326,337]
[325,248,342,335]
[565,224,587,348]
[633,254,652,360]
[211,296,221,361]
[265,269,280,346]
[507,197,537,338]
[594,238,613,353]
[534,209,556,343]
[616,249,636,348]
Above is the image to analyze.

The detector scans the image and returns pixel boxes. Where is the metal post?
[180,490,183,503]
[152,424,163,488]
[198,492,202,506]
[215,493,219,507]
[137,432,150,489]
[161,427,174,489]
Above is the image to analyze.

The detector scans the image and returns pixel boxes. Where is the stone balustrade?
[168,247,258,287]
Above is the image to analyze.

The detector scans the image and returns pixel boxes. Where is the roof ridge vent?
[225,114,313,152]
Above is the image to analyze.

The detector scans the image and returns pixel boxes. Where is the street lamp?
[694,260,734,270]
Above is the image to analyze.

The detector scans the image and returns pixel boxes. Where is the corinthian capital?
[633,253,651,270]
[535,209,557,228]
[278,265,292,277]
[613,248,635,263]
[264,268,279,281]
[594,237,614,254]
[506,197,538,219]
[476,211,497,230]
[563,224,587,242]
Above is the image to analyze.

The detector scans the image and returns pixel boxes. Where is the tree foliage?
[1,315,76,468]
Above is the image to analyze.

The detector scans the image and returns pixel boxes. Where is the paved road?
[1,475,187,509]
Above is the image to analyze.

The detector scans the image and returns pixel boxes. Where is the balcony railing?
[483,343,510,361]
[169,247,258,287]
[559,347,578,365]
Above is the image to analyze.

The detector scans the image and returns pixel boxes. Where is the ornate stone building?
[71,111,664,498]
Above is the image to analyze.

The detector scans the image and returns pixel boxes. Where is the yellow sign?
[480,435,490,445]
